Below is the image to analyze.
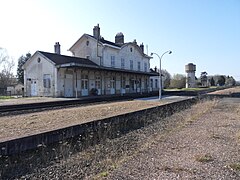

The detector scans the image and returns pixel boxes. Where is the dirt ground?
[209,86,240,95]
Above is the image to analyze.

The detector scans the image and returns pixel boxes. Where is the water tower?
[185,63,196,88]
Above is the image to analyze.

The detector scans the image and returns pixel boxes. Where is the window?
[150,79,153,88]
[144,63,147,72]
[86,55,90,59]
[155,79,158,88]
[130,60,133,70]
[110,77,115,88]
[111,56,115,67]
[121,76,126,88]
[130,47,133,52]
[95,76,101,89]
[121,58,125,69]
[43,74,51,88]
[137,62,141,71]
[86,40,89,46]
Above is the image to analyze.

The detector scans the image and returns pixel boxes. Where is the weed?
[195,154,214,163]
[100,171,109,177]
[229,163,240,171]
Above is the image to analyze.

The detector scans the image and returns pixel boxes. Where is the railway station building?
[23,24,158,97]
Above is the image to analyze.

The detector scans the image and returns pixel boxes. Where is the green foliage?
[169,74,186,89]
[0,96,14,99]
[209,77,215,86]
[217,75,226,86]
[161,69,171,88]
[225,76,236,86]
[17,53,31,84]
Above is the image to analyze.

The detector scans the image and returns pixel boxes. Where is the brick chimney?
[93,24,100,39]
[54,42,61,54]
[140,43,144,53]
[115,32,124,45]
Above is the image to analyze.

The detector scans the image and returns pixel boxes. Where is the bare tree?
[0,48,15,94]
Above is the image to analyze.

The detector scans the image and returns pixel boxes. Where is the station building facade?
[23,24,158,97]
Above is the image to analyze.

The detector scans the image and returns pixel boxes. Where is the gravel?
[107,98,240,180]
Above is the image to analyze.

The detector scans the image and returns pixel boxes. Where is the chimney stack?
[154,66,157,72]
[115,32,124,45]
[133,39,137,45]
[140,43,144,53]
[54,42,61,54]
[93,24,100,39]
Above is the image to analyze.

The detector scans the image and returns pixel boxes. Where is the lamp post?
[151,50,172,100]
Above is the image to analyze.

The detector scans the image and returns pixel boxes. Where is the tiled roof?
[39,51,98,66]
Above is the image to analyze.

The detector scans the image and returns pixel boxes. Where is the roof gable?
[39,51,98,67]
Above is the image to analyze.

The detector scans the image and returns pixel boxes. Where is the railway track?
[0,93,157,116]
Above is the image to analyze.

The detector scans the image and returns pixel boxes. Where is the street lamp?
[150,50,172,100]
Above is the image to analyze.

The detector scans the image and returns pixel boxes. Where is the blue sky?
[0,0,239,80]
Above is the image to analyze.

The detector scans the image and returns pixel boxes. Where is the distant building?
[7,83,24,96]
[185,63,196,88]
[23,24,157,97]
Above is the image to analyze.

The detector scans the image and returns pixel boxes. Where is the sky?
[0,0,240,80]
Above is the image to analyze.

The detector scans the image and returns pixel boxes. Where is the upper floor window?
[111,56,115,67]
[130,47,133,52]
[137,62,141,71]
[144,62,147,72]
[130,60,133,70]
[86,40,89,46]
[121,58,125,69]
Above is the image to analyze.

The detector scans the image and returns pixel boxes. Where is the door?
[64,74,73,97]
[121,76,126,94]
[130,79,135,93]
[31,80,37,96]
[95,76,101,95]
[81,75,89,96]
[110,77,115,94]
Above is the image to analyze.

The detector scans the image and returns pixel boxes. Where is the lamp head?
[150,52,153,56]
[169,51,172,54]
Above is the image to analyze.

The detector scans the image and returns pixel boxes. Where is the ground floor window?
[43,74,51,88]
[121,76,126,88]
[110,77,115,88]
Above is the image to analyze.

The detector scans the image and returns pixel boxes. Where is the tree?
[209,77,215,86]
[225,76,236,86]
[17,53,31,84]
[169,74,186,89]
[216,75,226,86]
[200,71,208,87]
[161,69,171,89]
[0,48,15,94]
